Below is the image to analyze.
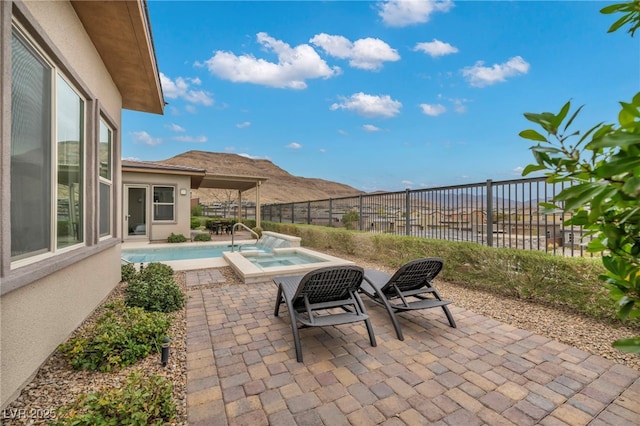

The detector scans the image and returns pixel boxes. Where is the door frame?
[124,184,149,241]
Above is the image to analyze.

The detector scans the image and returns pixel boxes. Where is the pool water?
[244,252,328,268]
[122,245,237,263]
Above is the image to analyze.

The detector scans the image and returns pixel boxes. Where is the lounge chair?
[359,258,456,340]
[274,265,377,362]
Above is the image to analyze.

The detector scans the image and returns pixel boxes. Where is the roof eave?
[71,0,164,114]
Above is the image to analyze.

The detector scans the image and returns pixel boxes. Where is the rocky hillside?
[160,150,363,204]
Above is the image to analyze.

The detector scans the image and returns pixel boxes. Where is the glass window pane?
[99,182,110,236]
[154,205,174,221]
[11,29,52,259]
[57,75,83,248]
[153,186,174,221]
[99,121,111,180]
[154,187,174,203]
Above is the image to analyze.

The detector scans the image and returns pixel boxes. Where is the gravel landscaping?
[2,258,638,425]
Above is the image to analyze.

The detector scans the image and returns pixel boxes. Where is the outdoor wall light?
[180,188,188,196]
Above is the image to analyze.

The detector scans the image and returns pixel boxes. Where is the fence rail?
[259,177,591,257]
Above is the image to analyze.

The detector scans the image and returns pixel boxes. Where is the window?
[56,75,84,249]
[10,25,85,261]
[99,120,112,237]
[153,186,175,221]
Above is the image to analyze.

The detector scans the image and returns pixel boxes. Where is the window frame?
[2,4,125,296]
[98,118,113,239]
[152,185,176,223]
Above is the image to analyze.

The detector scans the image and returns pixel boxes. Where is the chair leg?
[274,286,283,317]
[377,296,404,340]
[442,305,456,328]
[364,318,377,347]
[287,306,304,362]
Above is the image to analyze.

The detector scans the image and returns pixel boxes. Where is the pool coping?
[223,247,355,284]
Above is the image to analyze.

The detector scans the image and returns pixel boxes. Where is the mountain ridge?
[159,150,364,204]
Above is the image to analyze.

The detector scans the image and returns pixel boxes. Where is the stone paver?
[185,269,640,425]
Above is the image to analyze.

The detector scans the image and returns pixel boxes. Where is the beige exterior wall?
[1,1,131,408]
[123,172,193,242]
[0,246,121,406]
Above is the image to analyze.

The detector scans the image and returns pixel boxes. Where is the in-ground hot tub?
[223,231,353,283]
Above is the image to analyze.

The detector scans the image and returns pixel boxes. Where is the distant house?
[0,0,163,409]
[122,160,268,241]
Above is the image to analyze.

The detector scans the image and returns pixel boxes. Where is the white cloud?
[238,153,271,160]
[330,92,402,118]
[462,56,530,87]
[401,180,414,188]
[362,124,382,132]
[420,103,446,116]
[319,148,327,153]
[414,39,458,57]
[166,123,186,132]
[311,34,400,70]
[174,135,207,143]
[449,97,470,113]
[378,0,454,27]
[338,129,348,135]
[236,121,251,128]
[205,32,340,89]
[160,73,214,105]
[132,131,161,147]
[286,142,302,149]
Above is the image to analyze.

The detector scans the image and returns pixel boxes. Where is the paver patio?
[185,269,640,425]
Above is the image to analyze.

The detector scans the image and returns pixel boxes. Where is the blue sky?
[122,0,639,192]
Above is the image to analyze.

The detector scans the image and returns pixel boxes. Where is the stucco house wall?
[0,0,163,408]
[122,171,194,241]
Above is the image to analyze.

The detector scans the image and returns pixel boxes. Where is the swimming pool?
[121,244,237,263]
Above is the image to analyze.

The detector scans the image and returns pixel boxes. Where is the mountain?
[159,150,364,204]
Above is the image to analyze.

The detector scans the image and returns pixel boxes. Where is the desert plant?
[53,371,176,425]
[252,226,263,238]
[190,217,201,229]
[58,301,170,372]
[518,1,640,353]
[342,210,359,230]
[167,233,187,243]
[191,204,203,217]
[193,233,212,241]
[121,263,137,282]
[126,263,183,313]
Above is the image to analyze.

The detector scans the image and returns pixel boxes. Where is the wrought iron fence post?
[307,201,311,224]
[405,188,411,236]
[329,198,333,227]
[486,179,493,247]
[358,195,363,231]
[291,202,295,223]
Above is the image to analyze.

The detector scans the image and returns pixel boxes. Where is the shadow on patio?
[185,269,640,426]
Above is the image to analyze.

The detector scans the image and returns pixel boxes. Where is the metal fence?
[260,177,591,257]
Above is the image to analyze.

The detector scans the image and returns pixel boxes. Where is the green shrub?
[167,233,187,243]
[138,262,174,281]
[53,371,176,425]
[190,217,201,229]
[126,262,183,313]
[121,263,137,282]
[58,301,170,372]
[193,233,211,241]
[191,204,203,217]
[252,226,263,238]
[259,221,635,325]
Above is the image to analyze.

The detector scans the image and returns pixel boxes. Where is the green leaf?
[588,132,640,149]
[519,129,548,142]
[612,337,640,353]
[522,164,547,176]
[621,176,640,196]
[595,156,640,178]
[552,101,571,131]
[564,104,584,132]
[600,3,631,14]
